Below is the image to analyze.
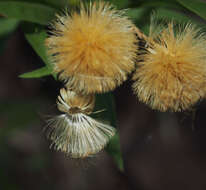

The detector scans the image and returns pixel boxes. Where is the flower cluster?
[45,0,206,159]
[45,1,137,158]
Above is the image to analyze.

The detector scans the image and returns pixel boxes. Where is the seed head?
[57,88,95,115]
[46,88,116,158]
[46,1,138,94]
[133,22,206,112]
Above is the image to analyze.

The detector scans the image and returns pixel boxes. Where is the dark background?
[1,0,206,189]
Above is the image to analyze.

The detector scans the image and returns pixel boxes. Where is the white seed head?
[46,88,116,158]
[46,113,116,158]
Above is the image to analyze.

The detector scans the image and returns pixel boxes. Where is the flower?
[57,88,95,115]
[132,22,206,112]
[46,88,116,158]
[46,1,137,94]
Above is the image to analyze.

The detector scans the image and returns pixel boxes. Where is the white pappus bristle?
[46,113,116,158]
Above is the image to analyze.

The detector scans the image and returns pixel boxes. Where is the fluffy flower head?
[133,22,206,111]
[46,1,137,94]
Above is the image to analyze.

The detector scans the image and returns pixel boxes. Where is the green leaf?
[87,0,129,9]
[109,0,129,9]
[22,23,56,76]
[0,18,19,37]
[151,8,206,30]
[126,8,146,21]
[138,0,183,10]
[155,8,190,22]
[0,18,19,52]
[19,66,51,78]
[106,133,123,171]
[176,0,206,21]
[0,1,56,25]
[1,0,69,9]
[22,24,48,64]
[93,93,124,171]
[21,23,56,78]
[27,0,68,9]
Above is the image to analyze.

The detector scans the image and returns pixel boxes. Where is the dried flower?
[133,22,206,111]
[46,1,137,94]
[46,88,116,158]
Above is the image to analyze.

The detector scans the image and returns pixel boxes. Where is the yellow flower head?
[46,1,138,94]
[46,88,116,158]
[133,22,206,112]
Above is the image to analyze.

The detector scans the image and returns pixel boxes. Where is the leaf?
[155,8,191,23]
[0,1,56,25]
[0,18,19,37]
[109,0,129,9]
[0,18,19,52]
[126,7,146,21]
[176,0,206,21]
[42,0,70,8]
[138,0,183,10]
[19,66,51,78]
[93,93,124,171]
[22,24,48,64]
[21,23,56,78]
[106,133,123,171]
[1,0,69,10]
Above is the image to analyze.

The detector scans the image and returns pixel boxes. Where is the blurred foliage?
[1,1,206,186]
[0,18,19,51]
[0,100,47,190]
[93,93,123,171]
[0,1,56,25]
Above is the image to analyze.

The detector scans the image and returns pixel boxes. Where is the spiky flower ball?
[133,23,206,112]
[46,88,116,158]
[46,1,137,94]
